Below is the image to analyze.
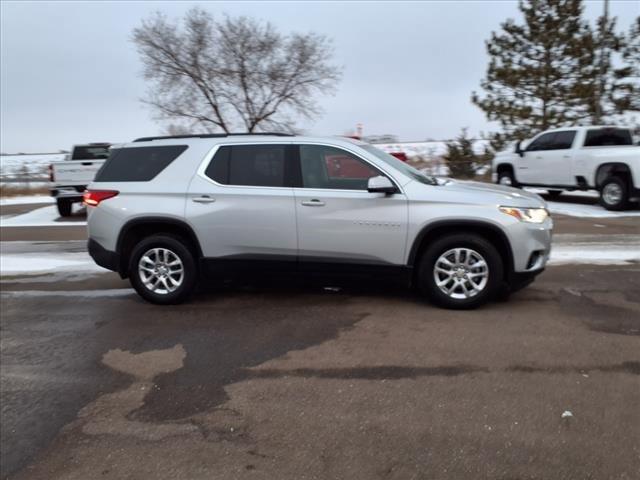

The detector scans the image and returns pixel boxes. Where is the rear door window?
[205,145,288,187]
[584,128,633,147]
[95,145,187,182]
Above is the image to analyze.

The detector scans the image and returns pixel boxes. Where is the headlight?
[499,206,549,223]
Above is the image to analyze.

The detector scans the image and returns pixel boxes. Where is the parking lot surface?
[1,197,639,479]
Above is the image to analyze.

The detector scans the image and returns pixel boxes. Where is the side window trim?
[198,142,296,190]
[292,143,401,193]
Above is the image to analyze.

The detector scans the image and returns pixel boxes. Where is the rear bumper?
[51,185,86,199]
[88,239,120,274]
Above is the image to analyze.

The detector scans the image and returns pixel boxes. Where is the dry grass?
[0,184,50,197]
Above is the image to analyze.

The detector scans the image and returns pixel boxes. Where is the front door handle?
[192,196,216,204]
[301,199,325,207]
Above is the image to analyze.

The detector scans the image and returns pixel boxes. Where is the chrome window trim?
[195,141,406,195]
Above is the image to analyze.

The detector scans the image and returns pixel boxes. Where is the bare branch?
[132,8,342,133]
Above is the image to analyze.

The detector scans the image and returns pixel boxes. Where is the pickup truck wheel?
[56,198,72,217]
[599,176,629,211]
[417,234,503,310]
[497,170,518,188]
[129,235,197,305]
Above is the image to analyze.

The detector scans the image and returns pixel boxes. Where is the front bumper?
[507,217,553,273]
[88,239,120,273]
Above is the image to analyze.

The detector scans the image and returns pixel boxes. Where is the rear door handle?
[301,199,325,207]
[192,196,216,204]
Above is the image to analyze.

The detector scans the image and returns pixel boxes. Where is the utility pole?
[595,0,609,124]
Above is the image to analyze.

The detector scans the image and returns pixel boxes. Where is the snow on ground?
[1,251,105,275]
[1,205,86,227]
[549,245,640,265]
[0,153,65,180]
[546,201,640,218]
[0,195,54,206]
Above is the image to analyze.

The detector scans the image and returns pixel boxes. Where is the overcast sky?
[1,1,637,152]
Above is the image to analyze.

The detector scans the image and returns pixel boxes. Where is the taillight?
[83,190,119,206]
[48,164,54,182]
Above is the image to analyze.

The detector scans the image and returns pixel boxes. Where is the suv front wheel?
[129,235,197,305]
[417,234,503,309]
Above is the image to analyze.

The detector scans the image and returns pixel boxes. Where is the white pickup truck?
[492,126,639,210]
[50,143,111,216]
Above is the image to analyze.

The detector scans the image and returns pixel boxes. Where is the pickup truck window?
[584,128,633,147]
[71,146,110,160]
[526,132,555,151]
[552,131,576,150]
[526,131,575,151]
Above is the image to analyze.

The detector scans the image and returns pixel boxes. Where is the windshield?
[362,145,438,186]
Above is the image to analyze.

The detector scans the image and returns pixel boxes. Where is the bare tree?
[133,8,341,133]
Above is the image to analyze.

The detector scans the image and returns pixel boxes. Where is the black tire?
[128,234,198,305]
[417,233,503,310]
[56,198,72,217]
[599,176,629,211]
[547,190,562,198]
[497,169,518,188]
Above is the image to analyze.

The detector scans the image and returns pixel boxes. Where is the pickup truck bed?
[50,143,110,216]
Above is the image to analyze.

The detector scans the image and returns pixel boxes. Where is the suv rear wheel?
[129,234,197,304]
[599,176,629,211]
[417,234,503,309]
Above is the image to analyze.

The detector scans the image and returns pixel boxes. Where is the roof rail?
[133,132,294,142]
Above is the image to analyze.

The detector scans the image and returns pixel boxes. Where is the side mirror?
[367,175,397,194]
[515,140,524,157]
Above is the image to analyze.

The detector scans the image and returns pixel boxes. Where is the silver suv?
[86,133,552,309]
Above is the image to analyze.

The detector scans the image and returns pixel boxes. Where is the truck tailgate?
[52,160,105,185]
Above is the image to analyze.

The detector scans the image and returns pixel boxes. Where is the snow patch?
[0,195,54,206]
[549,244,640,265]
[0,205,86,227]
[1,251,104,275]
[546,201,640,218]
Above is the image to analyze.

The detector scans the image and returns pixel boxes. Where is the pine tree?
[443,129,479,179]
[615,17,640,113]
[472,0,593,141]
[576,12,639,123]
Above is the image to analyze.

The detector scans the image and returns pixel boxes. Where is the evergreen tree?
[472,0,591,142]
[616,17,640,113]
[576,12,639,123]
[443,129,479,179]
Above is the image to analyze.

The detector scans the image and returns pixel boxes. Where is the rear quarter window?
[584,129,633,147]
[95,145,188,182]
